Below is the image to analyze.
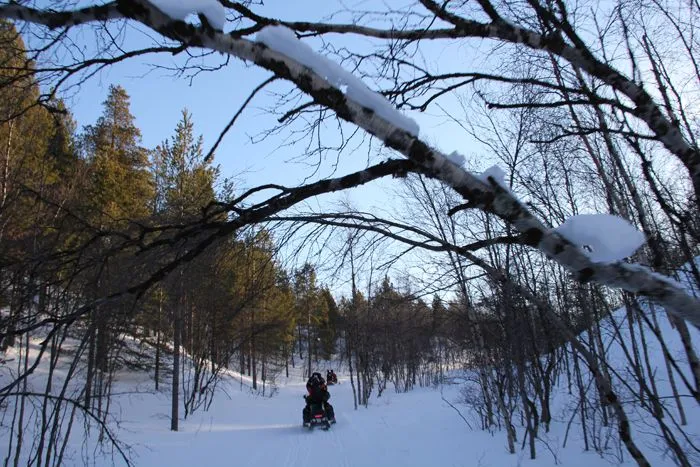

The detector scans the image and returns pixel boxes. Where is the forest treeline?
[0,18,341,433]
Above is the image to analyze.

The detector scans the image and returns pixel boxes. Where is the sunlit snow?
[555,213,645,263]
[477,165,508,189]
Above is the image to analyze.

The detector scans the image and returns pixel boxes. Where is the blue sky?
[32,0,492,293]
[55,1,486,188]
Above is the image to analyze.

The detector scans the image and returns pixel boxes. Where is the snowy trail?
[75,340,699,467]
[108,374,593,467]
[108,373,573,467]
[111,373,496,467]
[116,377,363,467]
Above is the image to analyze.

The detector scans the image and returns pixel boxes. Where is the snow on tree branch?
[555,214,646,264]
[148,0,226,31]
[220,0,700,202]
[447,151,466,167]
[255,25,420,136]
[477,165,509,191]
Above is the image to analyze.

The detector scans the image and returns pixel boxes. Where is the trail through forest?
[110,372,478,467]
[98,346,697,467]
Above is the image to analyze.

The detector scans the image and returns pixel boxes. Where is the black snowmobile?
[304,401,331,430]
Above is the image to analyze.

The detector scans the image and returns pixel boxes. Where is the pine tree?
[319,287,339,359]
[154,109,217,221]
[0,21,76,240]
[270,269,296,378]
[150,108,217,430]
[293,263,330,375]
[84,84,153,224]
[0,20,79,350]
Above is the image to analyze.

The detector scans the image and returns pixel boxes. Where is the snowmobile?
[304,402,331,430]
[326,371,338,385]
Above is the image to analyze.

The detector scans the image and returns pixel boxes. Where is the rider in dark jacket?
[303,372,335,425]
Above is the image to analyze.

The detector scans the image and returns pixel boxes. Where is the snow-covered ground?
[98,371,628,467]
[110,373,480,467]
[85,305,700,467]
[1,308,698,466]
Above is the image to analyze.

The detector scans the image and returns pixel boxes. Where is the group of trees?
[0,1,699,466]
[340,277,449,407]
[0,18,343,465]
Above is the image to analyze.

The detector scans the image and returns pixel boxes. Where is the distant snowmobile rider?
[303,372,335,425]
[326,369,338,384]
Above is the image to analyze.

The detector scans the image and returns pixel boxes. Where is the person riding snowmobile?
[303,372,335,426]
[326,369,338,385]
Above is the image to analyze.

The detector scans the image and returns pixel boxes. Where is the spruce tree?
[81,84,153,406]
[84,84,153,224]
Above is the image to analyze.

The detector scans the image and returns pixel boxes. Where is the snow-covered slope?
[1,306,698,466]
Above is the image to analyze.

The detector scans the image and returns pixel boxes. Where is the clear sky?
[55,1,486,185]
[31,0,492,294]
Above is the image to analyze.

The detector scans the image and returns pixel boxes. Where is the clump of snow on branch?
[477,165,508,189]
[255,25,419,136]
[555,214,646,264]
[447,151,466,166]
[148,0,226,31]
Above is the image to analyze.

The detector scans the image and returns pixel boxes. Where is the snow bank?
[148,0,226,31]
[255,25,420,136]
[554,213,645,263]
